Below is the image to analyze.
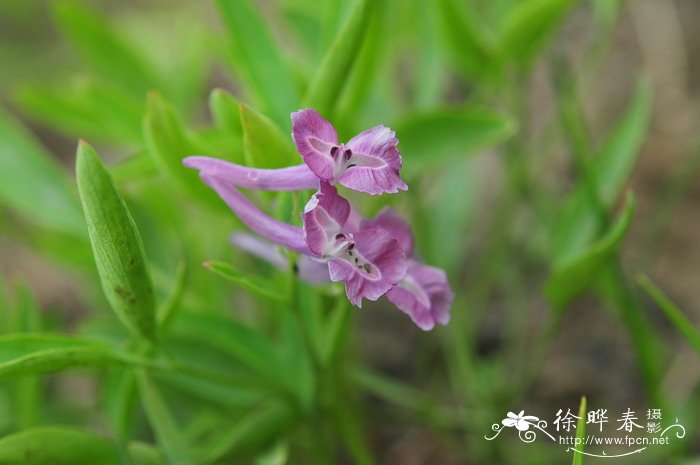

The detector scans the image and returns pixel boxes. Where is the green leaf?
[438,0,494,77]
[553,79,652,262]
[136,370,190,461]
[240,104,298,169]
[171,310,285,383]
[0,107,84,237]
[0,334,123,377]
[16,80,144,144]
[193,400,294,463]
[573,396,587,465]
[210,88,243,138]
[303,0,373,118]
[498,0,580,68]
[204,261,288,302]
[0,426,120,465]
[76,141,156,341]
[546,192,635,309]
[217,0,298,128]
[596,79,652,206]
[52,1,156,96]
[209,88,244,162]
[143,92,222,207]
[638,275,700,355]
[395,108,516,172]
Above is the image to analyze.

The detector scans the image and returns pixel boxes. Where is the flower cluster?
[184,109,453,330]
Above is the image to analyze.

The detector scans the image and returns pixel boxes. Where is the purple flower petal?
[341,126,408,195]
[328,228,408,307]
[184,157,319,191]
[292,109,408,195]
[302,182,351,256]
[230,232,330,283]
[292,109,338,181]
[386,261,453,330]
[363,208,414,257]
[201,174,310,254]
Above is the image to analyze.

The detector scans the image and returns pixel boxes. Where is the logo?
[485,406,686,459]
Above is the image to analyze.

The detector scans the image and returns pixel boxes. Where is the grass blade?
[303,0,373,118]
[638,275,700,354]
[217,0,298,128]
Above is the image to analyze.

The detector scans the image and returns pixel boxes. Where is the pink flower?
[184,109,408,196]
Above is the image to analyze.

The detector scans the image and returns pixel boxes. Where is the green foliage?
[240,104,299,169]
[0,334,123,377]
[217,0,299,128]
[0,427,120,465]
[76,141,156,341]
[396,108,517,171]
[303,0,373,118]
[546,191,635,309]
[573,396,587,465]
[0,109,84,237]
[0,1,695,464]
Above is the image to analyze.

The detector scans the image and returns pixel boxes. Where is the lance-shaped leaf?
[546,192,635,309]
[573,396,587,465]
[498,0,580,68]
[0,334,124,377]
[395,108,516,172]
[52,1,156,96]
[240,104,298,169]
[76,141,156,341]
[638,275,700,355]
[210,88,243,142]
[438,0,494,78]
[553,79,652,263]
[0,108,84,237]
[144,92,222,207]
[304,0,373,118]
[0,426,120,465]
[217,0,298,128]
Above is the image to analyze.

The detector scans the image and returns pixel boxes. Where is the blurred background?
[1,0,700,464]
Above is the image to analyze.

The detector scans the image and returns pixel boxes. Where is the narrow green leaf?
[573,396,587,465]
[204,260,288,302]
[171,310,285,383]
[16,80,144,144]
[395,108,517,172]
[498,0,580,68]
[596,79,652,206]
[136,370,190,461]
[209,89,244,163]
[193,400,294,463]
[143,92,224,209]
[12,282,42,430]
[217,0,298,127]
[304,0,373,118]
[438,0,494,77]
[104,368,137,443]
[52,1,156,96]
[0,108,84,237]
[240,104,298,169]
[553,79,652,262]
[638,275,700,355]
[0,426,120,465]
[210,88,243,138]
[76,141,156,341]
[156,260,187,332]
[546,192,635,309]
[0,334,122,377]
